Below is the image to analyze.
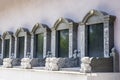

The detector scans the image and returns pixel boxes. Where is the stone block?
[3,58,13,68]
[80,57,92,73]
[12,58,21,66]
[21,58,32,69]
[45,57,79,71]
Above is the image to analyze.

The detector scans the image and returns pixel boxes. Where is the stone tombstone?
[79,10,116,58]
[1,31,14,58]
[30,23,51,66]
[51,18,78,58]
[14,28,31,59]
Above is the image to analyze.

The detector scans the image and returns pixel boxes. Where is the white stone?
[3,58,13,68]
[21,58,32,69]
[80,57,92,73]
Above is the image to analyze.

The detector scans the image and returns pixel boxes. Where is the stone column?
[69,24,73,58]
[9,36,12,58]
[79,23,86,58]
[24,34,27,58]
[43,32,47,58]
[31,34,34,58]
[104,20,109,58]
[51,29,56,57]
[14,36,17,58]
[1,38,4,58]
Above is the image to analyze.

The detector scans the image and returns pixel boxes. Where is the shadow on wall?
[64,13,79,22]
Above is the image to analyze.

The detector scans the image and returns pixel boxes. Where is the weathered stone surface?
[90,57,113,72]
[12,58,21,66]
[3,58,13,68]
[21,58,32,69]
[80,57,113,73]
[30,58,45,67]
[45,57,79,71]
[80,57,92,73]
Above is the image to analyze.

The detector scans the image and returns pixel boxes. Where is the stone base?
[45,57,79,71]
[31,58,45,67]
[3,58,13,68]
[12,58,21,66]
[90,57,113,72]
[21,58,32,69]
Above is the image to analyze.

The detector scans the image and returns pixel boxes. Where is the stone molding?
[51,18,78,58]
[31,23,51,58]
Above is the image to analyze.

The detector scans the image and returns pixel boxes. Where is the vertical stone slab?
[1,38,4,58]
[69,24,73,58]
[31,35,34,58]
[9,36,12,58]
[14,36,17,58]
[78,23,86,58]
[51,29,56,57]
[104,21,109,58]
[43,32,47,58]
[24,33,27,58]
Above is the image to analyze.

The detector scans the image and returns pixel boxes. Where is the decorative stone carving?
[3,58,13,68]
[45,57,79,71]
[45,57,59,71]
[80,57,92,73]
[21,58,32,69]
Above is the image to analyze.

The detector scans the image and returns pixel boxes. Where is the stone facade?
[45,57,79,71]
[79,10,116,58]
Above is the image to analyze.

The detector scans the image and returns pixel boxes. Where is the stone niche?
[78,10,117,72]
[79,9,116,58]
[30,23,51,67]
[45,18,79,71]
[1,31,17,66]
[2,31,14,58]
[14,28,31,65]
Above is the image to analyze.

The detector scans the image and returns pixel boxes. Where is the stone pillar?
[43,32,47,58]
[1,38,4,58]
[24,33,27,58]
[14,36,17,58]
[69,24,73,58]
[51,29,56,57]
[78,23,86,58]
[31,35,34,58]
[104,20,109,58]
[9,37,12,58]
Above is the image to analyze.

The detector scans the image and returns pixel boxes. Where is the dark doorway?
[57,29,69,57]
[34,33,44,58]
[17,37,24,58]
[4,39,10,58]
[87,23,104,57]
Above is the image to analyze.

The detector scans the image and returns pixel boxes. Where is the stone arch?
[1,31,14,58]
[79,9,116,58]
[14,27,30,58]
[51,17,78,58]
[31,23,51,58]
